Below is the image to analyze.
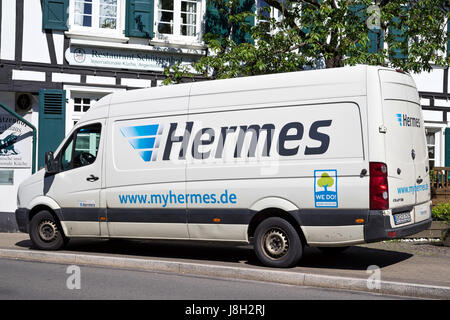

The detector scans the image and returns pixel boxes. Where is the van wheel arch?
[248,208,307,246]
[29,205,58,222]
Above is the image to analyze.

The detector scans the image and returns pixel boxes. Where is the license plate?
[393,212,412,225]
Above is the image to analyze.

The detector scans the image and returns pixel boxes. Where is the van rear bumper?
[364,211,432,243]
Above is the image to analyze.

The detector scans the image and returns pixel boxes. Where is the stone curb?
[1,248,449,299]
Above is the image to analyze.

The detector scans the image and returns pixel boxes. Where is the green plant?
[164,0,450,83]
[432,202,450,223]
[432,203,450,241]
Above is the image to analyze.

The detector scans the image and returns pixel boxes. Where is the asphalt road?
[1,233,449,289]
[0,258,407,300]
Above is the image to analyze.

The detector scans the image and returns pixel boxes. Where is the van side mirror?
[44,151,59,174]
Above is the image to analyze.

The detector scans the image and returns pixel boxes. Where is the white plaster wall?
[22,0,51,63]
[0,0,16,61]
[423,110,443,122]
[411,68,444,93]
[53,31,65,65]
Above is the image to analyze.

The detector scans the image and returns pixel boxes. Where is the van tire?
[254,217,303,268]
[29,211,67,250]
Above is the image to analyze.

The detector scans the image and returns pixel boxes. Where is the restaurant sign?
[65,46,197,72]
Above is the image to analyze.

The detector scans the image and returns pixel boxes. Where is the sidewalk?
[1,232,449,298]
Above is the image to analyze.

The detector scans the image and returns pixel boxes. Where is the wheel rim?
[261,227,289,259]
[38,220,58,242]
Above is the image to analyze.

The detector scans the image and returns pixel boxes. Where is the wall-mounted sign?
[65,46,197,72]
[0,113,32,168]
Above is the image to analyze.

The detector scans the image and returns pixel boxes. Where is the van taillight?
[370,162,389,210]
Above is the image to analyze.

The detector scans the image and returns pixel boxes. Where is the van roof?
[82,65,403,122]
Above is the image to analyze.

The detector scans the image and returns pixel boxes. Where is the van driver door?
[44,120,105,236]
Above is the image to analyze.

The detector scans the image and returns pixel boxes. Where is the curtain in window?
[158,0,174,34]
[181,1,197,36]
[99,0,118,29]
[74,0,93,27]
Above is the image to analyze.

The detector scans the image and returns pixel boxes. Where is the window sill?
[150,36,206,51]
[69,38,206,57]
[65,30,130,43]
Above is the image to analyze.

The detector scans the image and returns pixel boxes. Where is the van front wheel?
[29,211,67,250]
[254,217,302,268]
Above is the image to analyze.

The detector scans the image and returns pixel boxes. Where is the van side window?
[59,123,101,171]
[60,139,74,171]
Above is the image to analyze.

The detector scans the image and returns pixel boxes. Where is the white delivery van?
[16,65,432,267]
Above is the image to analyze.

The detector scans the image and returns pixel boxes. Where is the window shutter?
[445,128,450,167]
[347,4,384,54]
[389,7,408,59]
[302,1,323,37]
[125,0,155,38]
[368,29,384,54]
[447,21,450,57]
[38,89,66,169]
[348,3,366,51]
[232,0,255,45]
[204,0,230,40]
[42,0,69,31]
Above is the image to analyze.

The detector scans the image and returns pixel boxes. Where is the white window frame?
[255,1,287,36]
[153,0,203,43]
[426,129,437,168]
[63,85,126,134]
[425,125,445,168]
[68,0,126,39]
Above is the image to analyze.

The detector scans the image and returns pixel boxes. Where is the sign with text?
[0,113,32,168]
[65,46,197,72]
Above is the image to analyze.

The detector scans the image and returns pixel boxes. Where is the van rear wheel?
[29,211,67,250]
[254,217,303,268]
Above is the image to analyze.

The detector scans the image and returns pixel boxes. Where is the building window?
[73,97,93,126]
[69,94,105,130]
[156,0,201,39]
[71,0,121,33]
[257,0,284,21]
[256,0,285,35]
[426,131,436,169]
[0,170,13,185]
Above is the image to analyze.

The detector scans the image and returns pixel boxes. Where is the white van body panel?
[16,65,432,248]
[249,197,299,213]
[27,195,61,212]
[303,225,364,246]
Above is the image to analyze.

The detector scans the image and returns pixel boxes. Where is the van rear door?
[379,70,430,220]
[406,100,431,222]
[382,99,416,209]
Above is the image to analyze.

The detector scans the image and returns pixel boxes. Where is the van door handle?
[416,177,423,184]
[86,175,99,182]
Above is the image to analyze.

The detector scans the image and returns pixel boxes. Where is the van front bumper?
[364,210,432,243]
[15,208,29,233]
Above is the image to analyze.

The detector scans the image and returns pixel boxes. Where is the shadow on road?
[15,237,413,271]
[298,246,413,270]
